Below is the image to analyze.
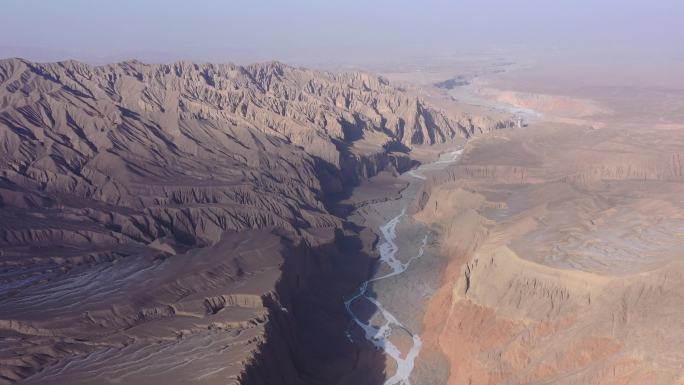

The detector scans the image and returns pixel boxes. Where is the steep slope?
[416,124,684,385]
[0,58,511,384]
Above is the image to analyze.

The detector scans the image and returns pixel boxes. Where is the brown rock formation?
[416,124,684,385]
[0,58,510,384]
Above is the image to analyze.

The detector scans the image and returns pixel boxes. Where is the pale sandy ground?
[341,147,463,385]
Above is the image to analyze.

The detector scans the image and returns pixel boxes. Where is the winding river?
[344,148,463,385]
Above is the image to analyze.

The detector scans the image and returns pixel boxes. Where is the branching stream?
[344,149,463,385]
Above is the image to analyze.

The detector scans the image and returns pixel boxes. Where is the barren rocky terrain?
[406,62,684,384]
[3,54,684,385]
[0,58,511,384]
[417,123,684,384]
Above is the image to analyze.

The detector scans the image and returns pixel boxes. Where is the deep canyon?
[1,56,684,385]
[0,58,510,385]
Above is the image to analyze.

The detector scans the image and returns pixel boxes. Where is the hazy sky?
[1,0,682,66]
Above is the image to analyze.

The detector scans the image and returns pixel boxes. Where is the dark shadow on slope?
[315,139,418,218]
[238,227,388,385]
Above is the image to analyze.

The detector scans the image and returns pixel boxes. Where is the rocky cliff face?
[414,124,684,385]
[0,58,509,384]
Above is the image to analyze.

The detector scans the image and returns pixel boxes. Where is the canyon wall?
[0,58,510,384]
[414,124,684,385]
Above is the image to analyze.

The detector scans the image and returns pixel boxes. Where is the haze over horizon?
[2,0,682,68]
